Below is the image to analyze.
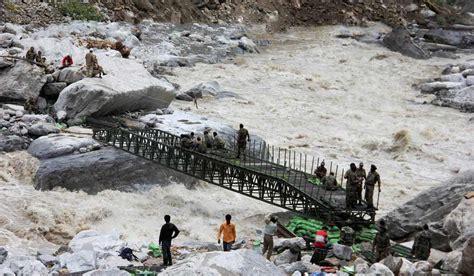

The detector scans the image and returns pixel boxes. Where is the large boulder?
[28,134,100,159]
[27,122,60,137]
[274,248,300,266]
[83,268,130,276]
[0,61,47,101]
[382,171,474,251]
[41,82,68,98]
[332,243,352,261]
[273,237,306,251]
[34,146,196,193]
[160,249,285,276]
[279,261,320,274]
[0,134,26,152]
[55,67,85,85]
[456,236,474,275]
[54,57,176,122]
[59,250,96,273]
[380,255,402,274]
[443,197,474,250]
[424,29,474,48]
[383,28,429,59]
[354,257,370,274]
[369,263,394,276]
[9,259,48,276]
[68,230,124,257]
[399,258,416,276]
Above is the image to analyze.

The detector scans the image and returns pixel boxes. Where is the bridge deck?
[93,128,375,225]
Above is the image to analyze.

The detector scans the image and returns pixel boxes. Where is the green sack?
[148,242,162,257]
[308,177,321,186]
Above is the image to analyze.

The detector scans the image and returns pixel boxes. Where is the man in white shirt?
[262,216,278,260]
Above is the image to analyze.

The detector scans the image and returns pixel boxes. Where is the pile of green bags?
[286,216,340,243]
[287,216,377,245]
[148,242,162,258]
[308,177,322,186]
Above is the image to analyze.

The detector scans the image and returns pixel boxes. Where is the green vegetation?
[59,1,103,21]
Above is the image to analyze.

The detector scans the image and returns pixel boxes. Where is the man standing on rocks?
[217,214,236,252]
[344,163,358,208]
[373,220,391,262]
[412,224,432,261]
[85,49,95,77]
[159,215,180,266]
[262,215,278,260]
[356,162,367,205]
[25,47,37,62]
[236,124,250,159]
[365,165,381,209]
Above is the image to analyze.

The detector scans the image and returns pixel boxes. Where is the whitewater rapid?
[1,23,473,254]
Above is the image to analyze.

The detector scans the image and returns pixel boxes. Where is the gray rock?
[54,58,176,121]
[441,86,474,112]
[369,263,394,276]
[274,249,300,266]
[442,250,462,272]
[420,81,465,94]
[28,134,100,159]
[59,250,96,273]
[2,104,24,113]
[216,91,239,99]
[383,28,429,59]
[41,82,68,98]
[414,261,432,273]
[0,134,26,152]
[21,114,54,124]
[83,268,130,276]
[420,8,436,18]
[187,81,222,97]
[28,122,60,137]
[10,259,48,276]
[9,122,28,136]
[399,258,416,275]
[462,69,474,77]
[176,93,194,102]
[354,257,370,273]
[0,59,13,69]
[405,4,418,12]
[457,236,474,275]
[162,249,285,275]
[443,197,474,250]
[425,29,474,48]
[56,111,67,121]
[34,147,197,193]
[273,237,306,251]
[383,171,474,251]
[0,247,7,264]
[0,61,47,101]
[332,243,352,261]
[280,261,320,274]
[466,76,474,86]
[239,37,259,53]
[56,67,85,85]
[0,33,15,48]
[37,254,58,266]
[380,255,402,274]
[440,73,465,83]
[0,267,14,276]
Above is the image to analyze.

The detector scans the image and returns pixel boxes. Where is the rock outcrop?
[382,171,474,251]
[443,197,474,250]
[0,61,47,101]
[32,134,197,193]
[160,249,285,276]
[54,57,176,123]
[383,28,429,59]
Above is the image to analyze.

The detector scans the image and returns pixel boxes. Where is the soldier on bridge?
[344,163,359,208]
[365,165,381,209]
[356,162,367,205]
[236,124,250,159]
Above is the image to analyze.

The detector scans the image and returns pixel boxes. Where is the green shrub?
[59,1,103,21]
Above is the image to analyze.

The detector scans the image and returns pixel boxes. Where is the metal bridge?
[93,128,376,225]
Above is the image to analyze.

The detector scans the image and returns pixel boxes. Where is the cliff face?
[0,0,472,28]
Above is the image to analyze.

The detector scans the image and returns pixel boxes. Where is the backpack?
[119,247,138,262]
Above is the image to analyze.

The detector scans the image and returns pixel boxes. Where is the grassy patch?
[59,1,103,21]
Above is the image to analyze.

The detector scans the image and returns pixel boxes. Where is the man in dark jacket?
[159,215,180,266]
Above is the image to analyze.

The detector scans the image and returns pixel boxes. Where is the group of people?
[344,162,381,209]
[24,47,106,78]
[313,161,381,209]
[373,220,432,262]
[179,130,226,153]
[158,214,237,266]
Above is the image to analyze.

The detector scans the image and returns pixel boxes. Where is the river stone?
[382,171,474,251]
[34,147,197,193]
[83,268,130,276]
[56,67,85,85]
[332,243,352,261]
[420,81,465,93]
[369,263,394,276]
[59,250,96,273]
[0,33,15,48]
[0,61,47,101]
[161,249,285,276]
[424,29,474,48]
[466,76,474,86]
[176,93,194,101]
[41,82,68,98]
[443,197,474,250]
[0,247,7,264]
[399,258,416,276]
[440,73,465,83]
[54,57,176,122]
[414,261,432,273]
[28,122,60,137]
[383,28,429,59]
[274,249,300,266]
[0,134,26,152]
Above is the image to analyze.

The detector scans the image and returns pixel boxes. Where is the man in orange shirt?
[217,214,236,251]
